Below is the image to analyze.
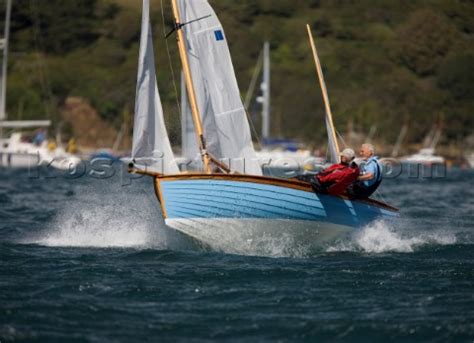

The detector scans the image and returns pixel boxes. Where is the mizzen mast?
[306,24,341,163]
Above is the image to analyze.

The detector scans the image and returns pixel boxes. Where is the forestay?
[177,0,262,176]
[132,0,179,174]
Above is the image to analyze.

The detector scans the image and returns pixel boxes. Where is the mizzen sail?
[177,0,262,175]
[132,0,179,174]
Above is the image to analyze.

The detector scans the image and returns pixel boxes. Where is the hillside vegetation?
[3,0,473,150]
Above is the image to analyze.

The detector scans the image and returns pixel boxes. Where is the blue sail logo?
[214,30,224,41]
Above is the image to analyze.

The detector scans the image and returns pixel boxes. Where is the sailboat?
[0,0,81,170]
[130,0,399,248]
[400,125,445,165]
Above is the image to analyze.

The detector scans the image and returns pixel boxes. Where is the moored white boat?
[400,125,445,165]
[400,148,445,165]
[0,1,81,171]
[0,131,81,170]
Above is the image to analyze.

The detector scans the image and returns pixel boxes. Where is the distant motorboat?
[400,148,445,165]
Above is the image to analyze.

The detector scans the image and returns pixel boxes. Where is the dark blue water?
[1,164,473,342]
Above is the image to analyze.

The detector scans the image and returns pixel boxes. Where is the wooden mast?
[306,24,341,163]
[171,0,211,173]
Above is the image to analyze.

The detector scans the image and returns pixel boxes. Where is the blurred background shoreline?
[0,0,472,165]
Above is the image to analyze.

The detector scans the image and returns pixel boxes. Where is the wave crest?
[326,221,457,253]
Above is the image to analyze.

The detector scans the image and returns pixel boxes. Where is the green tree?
[397,9,458,76]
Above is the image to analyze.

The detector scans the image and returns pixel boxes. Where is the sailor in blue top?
[349,143,383,198]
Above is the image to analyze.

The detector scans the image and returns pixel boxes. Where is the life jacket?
[350,159,382,198]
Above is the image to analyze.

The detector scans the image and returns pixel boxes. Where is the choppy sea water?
[0,164,473,342]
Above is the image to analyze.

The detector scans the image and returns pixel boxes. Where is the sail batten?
[132,0,179,174]
[177,0,262,176]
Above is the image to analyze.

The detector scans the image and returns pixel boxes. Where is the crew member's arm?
[358,161,376,181]
[316,164,339,182]
[319,167,346,184]
[358,172,374,181]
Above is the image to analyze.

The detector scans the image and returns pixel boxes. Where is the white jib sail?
[132,0,179,174]
[177,0,262,176]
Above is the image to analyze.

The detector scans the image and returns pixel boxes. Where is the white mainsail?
[132,0,179,174]
[177,0,262,175]
[180,72,199,160]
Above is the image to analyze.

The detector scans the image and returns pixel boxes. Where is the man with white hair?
[312,148,360,195]
[349,143,383,198]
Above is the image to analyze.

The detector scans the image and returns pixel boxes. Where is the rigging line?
[336,129,347,148]
[240,94,262,152]
[160,0,181,124]
[165,14,211,39]
[244,49,263,109]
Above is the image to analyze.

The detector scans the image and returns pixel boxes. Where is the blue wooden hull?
[154,174,398,246]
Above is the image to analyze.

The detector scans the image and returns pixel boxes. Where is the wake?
[326,220,457,253]
[23,180,197,250]
[22,178,462,257]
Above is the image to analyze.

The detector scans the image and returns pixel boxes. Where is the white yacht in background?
[401,147,445,165]
[0,0,81,170]
[400,126,445,165]
[0,125,81,170]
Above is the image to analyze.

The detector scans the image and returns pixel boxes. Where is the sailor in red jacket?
[312,148,360,196]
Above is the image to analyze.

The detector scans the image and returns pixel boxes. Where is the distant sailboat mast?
[391,124,408,157]
[0,0,12,123]
[306,24,341,164]
[0,0,51,136]
[257,41,271,141]
[429,126,442,151]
